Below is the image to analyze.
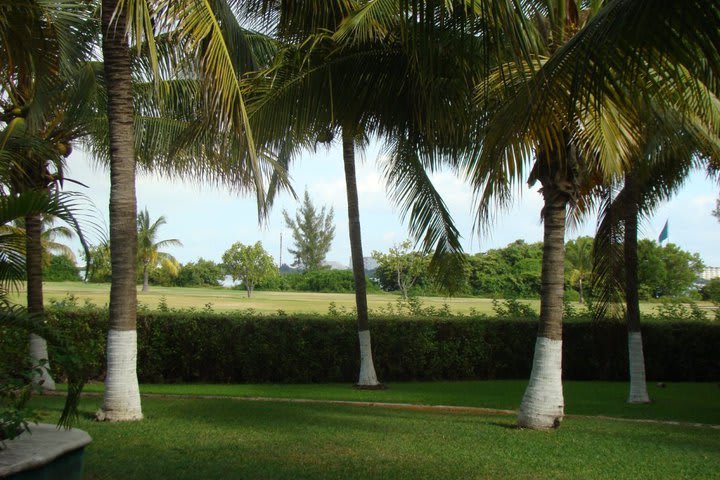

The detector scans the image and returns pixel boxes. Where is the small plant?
[492,298,537,320]
[204,302,214,313]
[651,301,708,322]
[158,296,169,312]
[49,293,79,309]
[0,364,43,446]
[327,302,354,318]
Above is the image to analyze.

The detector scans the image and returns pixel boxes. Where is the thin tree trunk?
[26,214,55,390]
[142,264,149,292]
[341,128,381,388]
[578,278,584,304]
[624,171,650,404]
[518,182,567,429]
[97,0,142,421]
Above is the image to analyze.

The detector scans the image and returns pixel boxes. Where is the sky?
[64,144,720,269]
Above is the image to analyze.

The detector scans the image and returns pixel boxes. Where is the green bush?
[700,278,720,302]
[256,270,379,293]
[43,306,720,384]
[43,255,81,282]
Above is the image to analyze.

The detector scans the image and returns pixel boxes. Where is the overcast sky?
[64,143,720,269]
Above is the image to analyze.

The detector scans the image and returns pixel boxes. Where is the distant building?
[323,260,349,270]
[363,257,378,272]
[700,267,720,281]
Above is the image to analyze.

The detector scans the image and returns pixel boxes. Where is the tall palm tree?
[591,112,720,404]
[98,0,145,421]
[136,208,182,292]
[244,0,498,387]
[246,1,386,387]
[95,0,286,420]
[466,0,719,429]
[1,0,96,390]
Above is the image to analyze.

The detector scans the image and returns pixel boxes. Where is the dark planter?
[0,424,91,479]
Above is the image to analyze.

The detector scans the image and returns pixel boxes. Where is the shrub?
[43,306,720,384]
[43,255,81,282]
[700,278,720,302]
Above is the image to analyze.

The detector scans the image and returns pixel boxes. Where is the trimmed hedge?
[45,310,720,383]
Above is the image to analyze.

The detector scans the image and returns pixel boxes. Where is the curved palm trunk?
[96,0,142,421]
[518,160,571,429]
[26,214,56,390]
[341,128,381,388]
[624,171,650,404]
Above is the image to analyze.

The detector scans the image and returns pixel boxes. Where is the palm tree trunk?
[341,127,381,388]
[96,0,142,421]
[518,181,567,429]
[624,171,650,404]
[142,264,149,292]
[578,278,584,304]
[25,213,55,390]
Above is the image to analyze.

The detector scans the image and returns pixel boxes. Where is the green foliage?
[565,236,593,302]
[257,269,378,294]
[637,240,704,298]
[372,240,430,298]
[46,305,719,384]
[137,208,182,288]
[0,301,94,443]
[42,254,81,281]
[491,298,537,320]
[467,240,543,298]
[646,301,708,323]
[282,191,335,271]
[84,243,111,283]
[700,278,720,302]
[0,305,40,444]
[222,241,277,297]
[175,258,224,287]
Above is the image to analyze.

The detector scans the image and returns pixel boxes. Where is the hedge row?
[46,310,720,383]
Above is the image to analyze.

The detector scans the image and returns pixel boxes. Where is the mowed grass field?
[13,282,504,314]
[29,387,720,480]
[10,281,716,316]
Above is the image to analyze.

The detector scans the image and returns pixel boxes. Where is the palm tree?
[591,112,720,404]
[13,216,77,265]
[97,0,146,422]
[565,236,593,304]
[95,0,286,421]
[136,208,182,292]
[1,0,96,390]
[465,0,719,429]
[244,0,497,387]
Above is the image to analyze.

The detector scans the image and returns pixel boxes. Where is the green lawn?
[30,391,720,480]
[12,281,716,316]
[75,380,720,425]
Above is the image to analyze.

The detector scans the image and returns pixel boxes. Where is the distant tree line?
[55,236,706,300]
[372,238,705,301]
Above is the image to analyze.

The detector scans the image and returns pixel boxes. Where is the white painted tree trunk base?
[29,334,56,391]
[627,331,650,404]
[518,337,564,429]
[97,329,143,421]
[356,330,381,387]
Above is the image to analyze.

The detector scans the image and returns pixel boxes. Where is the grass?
[11,281,717,316]
[30,392,720,480]
[75,380,720,425]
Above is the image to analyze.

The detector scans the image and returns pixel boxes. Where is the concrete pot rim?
[0,423,91,477]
